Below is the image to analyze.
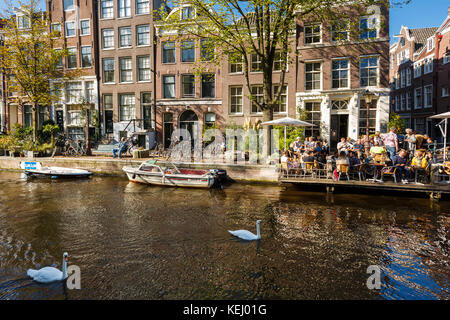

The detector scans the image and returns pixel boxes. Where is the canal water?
[0,171,448,300]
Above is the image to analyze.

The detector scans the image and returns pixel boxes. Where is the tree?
[388,112,406,133]
[158,0,395,155]
[0,0,80,142]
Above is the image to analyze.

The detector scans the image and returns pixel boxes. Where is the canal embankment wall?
[0,156,279,183]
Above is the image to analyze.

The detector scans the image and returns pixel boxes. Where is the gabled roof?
[408,27,438,52]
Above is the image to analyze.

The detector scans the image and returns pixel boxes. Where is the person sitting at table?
[336,151,349,166]
[393,149,410,184]
[425,150,435,165]
[348,150,361,169]
[293,137,302,152]
[302,151,316,163]
[337,137,350,154]
[317,150,327,165]
[353,138,364,158]
[369,141,386,156]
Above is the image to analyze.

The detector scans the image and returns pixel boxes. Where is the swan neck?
[62,258,67,279]
[256,223,261,239]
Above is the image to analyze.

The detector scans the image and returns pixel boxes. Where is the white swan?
[27,252,69,283]
[228,220,261,241]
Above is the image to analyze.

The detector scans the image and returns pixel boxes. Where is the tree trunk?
[262,107,273,159]
[85,108,91,156]
[32,102,38,143]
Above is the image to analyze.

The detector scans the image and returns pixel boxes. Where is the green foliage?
[388,113,406,134]
[37,119,59,144]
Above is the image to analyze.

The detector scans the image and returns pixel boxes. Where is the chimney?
[448,6,450,16]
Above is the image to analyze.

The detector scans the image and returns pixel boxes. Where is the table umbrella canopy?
[429,112,450,119]
[261,117,313,127]
[261,117,314,151]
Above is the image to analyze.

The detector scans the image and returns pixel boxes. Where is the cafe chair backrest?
[338,163,349,173]
[305,162,314,170]
[281,162,288,170]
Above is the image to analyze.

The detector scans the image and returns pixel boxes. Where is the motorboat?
[20,161,92,179]
[122,160,226,188]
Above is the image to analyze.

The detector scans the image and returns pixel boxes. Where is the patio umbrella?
[261,116,314,150]
[429,112,450,161]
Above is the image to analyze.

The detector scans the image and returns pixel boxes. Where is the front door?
[330,114,349,151]
[179,110,198,150]
[105,110,113,134]
[143,106,152,130]
[163,113,173,149]
[56,110,64,132]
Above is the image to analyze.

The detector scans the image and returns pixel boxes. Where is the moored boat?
[20,161,92,179]
[123,160,223,188]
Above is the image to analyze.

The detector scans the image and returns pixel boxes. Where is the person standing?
[382,127,399,162]
[404,129,416,160]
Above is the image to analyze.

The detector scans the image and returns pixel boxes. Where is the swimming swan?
[27,252,69,283]
[228,220,261,241]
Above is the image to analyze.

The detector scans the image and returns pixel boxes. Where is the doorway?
[179,110,198,149]
[330,114,349,151]
[163,113,173,149]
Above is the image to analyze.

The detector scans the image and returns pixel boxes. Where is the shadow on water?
[0,171,448,300]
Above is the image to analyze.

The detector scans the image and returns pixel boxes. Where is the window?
[331,21,348,42]
[401,37,405,46]
[424,57,433,74]
[251,53,262,72]
[104,94,113,109]
[118,0,131,18]
[304,24,321,44]
[305,62,321,91]
[230,86,243,114]
[360,56,378,87]
[444,52,450,65]
[67,48,77,69]
[142,93,152,129]
[103,58,115,83]
[200,39,214,61]
[400,70,405,88]
[102,29,114,49]
[65,21,76,37]
[101,0,114,19]
[119,57,132,82]
[415,118,425,133]
[136,0,150,14]
[414,62,421,78]
[119,27,132,47]
[304,102,321,137]
[23,105,32,127]
[181,74,195,97]
[181,6,193,20]
[85,82,94,103]
[17,16,30,29]
[273,86,287,113]
[395,96,399,112]
[162,41,175,63]
[163,75,175,98]
[68,108,82,126]
[64,0,74,11]
[181,40,195,62]
[66,82,82,104]
[406,92,412,110]
[81,46,92,68]
[205,113,216,128]
[119,94,135,121]
[250,86,263,114]
[406,68,411,86]
[51,23,61,35]
[230,53,243,73]
[80,20,90,35]
[414,87,422,109]
[390,54,395,69]
[136,25,150,46]
[201,74,215,98]
[358,99,377,136]
[273,51,286,71]
[424,85,432,108]
[359,17,377,40]
[331,100,348,110]
[401,94,406,111]
[443,87,449,97]
[427,38,435,51]
[55,48,63,68]
[395,74,399,90]
[137,56,151,82]
[332,59,349,89]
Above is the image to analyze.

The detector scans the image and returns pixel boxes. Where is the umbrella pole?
[445,119,447,162]
[284,126,287,151]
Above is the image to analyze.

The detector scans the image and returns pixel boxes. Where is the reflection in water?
[0,171,448,300]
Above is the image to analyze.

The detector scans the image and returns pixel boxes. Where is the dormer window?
[63,0,74,11]
[401,37,405,46]
[17,16,30,29]
[427,37,435,51]
[181,6,193,20]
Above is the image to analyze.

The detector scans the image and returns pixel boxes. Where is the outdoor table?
[366,162,387,182]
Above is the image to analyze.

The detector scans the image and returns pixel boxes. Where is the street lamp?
[364,90,374,156]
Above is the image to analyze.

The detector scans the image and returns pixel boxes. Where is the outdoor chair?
[413,163,430,184]
[302,162,315,179]
[349,164,365,181]
[381,166,398,183]
[280,162,290,178]
[337,164,350,181]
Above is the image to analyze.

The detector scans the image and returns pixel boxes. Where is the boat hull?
[123,166,215,188]
[24,166,92,179]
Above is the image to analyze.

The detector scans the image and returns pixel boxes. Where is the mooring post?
[429,192,441,201]
[326,186,334,194]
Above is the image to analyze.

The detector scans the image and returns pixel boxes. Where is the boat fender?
[132,174,136,180]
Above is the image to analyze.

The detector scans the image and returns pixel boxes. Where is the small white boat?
[20,161,92,179]
[123,160,222,188]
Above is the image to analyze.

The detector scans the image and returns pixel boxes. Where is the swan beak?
[65,256,69,262]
